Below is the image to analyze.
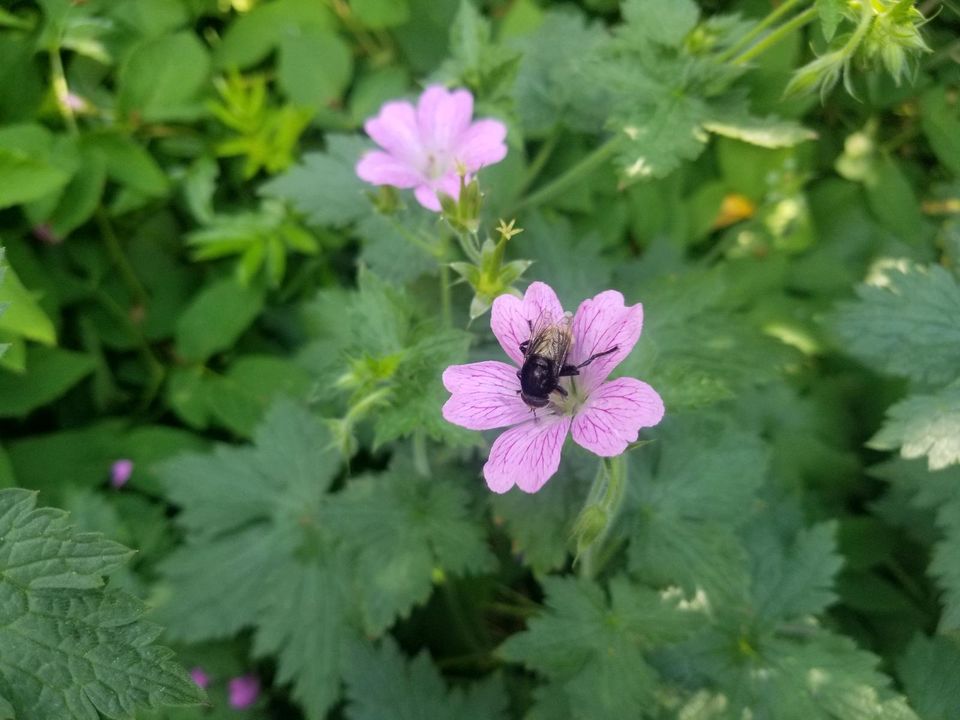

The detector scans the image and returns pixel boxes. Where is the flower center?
[423,150,448,180]
[550,377,590,417]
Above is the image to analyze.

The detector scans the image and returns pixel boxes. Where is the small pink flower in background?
[190,667,210,689]
[442,282,664,494]
[228,674,260,709]
[32,224,61,245]
[110,459,134,489]
[356,85,508,212]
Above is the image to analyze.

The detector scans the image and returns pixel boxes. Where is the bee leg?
[519,340,530,354]
[552,384,568,397]
[558,364,580,377]
[575,345,619,369]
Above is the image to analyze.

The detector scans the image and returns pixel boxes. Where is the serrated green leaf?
[816,0,846,42]
[832,264,960,386]
[897,634,960,720]
[621,0,699,47]
[325,459,495,633]
[627,417,770,607]
[500,575,702,718]
[260,136,371,227]
[870,382,960,471]
[0,489,204,719]
[157,401,355,719]
[344,636,508,720]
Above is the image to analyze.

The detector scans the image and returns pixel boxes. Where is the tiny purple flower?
[190,667,210,689]
[356,85,508,212]
[32,224,61,245]
[442,282,665,494]
[110,459,134,489]
[228,674,260,709]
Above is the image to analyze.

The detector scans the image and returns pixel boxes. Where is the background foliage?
[0,0,959,717]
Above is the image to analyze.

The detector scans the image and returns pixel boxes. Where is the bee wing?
[527,311,573,366]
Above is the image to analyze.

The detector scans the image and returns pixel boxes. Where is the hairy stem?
[718,0,806,63]
[731,6,819,65]
[514,135,624,211]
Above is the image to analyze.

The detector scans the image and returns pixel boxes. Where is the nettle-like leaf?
[158,401,491,718]
[870,382,960,471]
[499,575,704,719]
[260,135,371,227]
[897,634,960,720]
[344,637,508,720]
[324,459,495,634]
[670,516,917,720]
[832,264,960,386]
[300,269,471,446]
[0,489,204,719]
[626,417,771,609]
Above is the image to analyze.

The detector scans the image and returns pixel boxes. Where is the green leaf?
[870,382,960,471]
[512,10,611,135]
[627,417,770,608]
[499,575,703,719]
[703,115,817,148]
[0,488,204,718]
[351,0,410,28]
[621,0,699,47]
[0,257,56,347]
[277,28,352,108]
[0,346,95,417]
[117,32,211,123]
[82,132,170,198]
[816,0,846,42]
[920,87,960,177]
[0,124,71,209]
[897,634,960,720]
[174,277,264,362]
[260,135,371,227]
[325,459,495,633]
[344,636,508,720]
[832,264,960,386]
[157,402,349,719]
[618,94,709,180]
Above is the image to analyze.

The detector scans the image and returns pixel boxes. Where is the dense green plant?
[0,0,959,718]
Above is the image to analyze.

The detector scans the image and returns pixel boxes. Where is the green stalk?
[514,135,624,212]
[95,208,149,308]
[49,48,79,135]
[578,454,628,580]
[731,7,819,65]
[717,0,805,63]
[516,124,563,198]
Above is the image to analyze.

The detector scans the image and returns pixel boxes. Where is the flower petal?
[442,361,531,430]
[491,281,566,366]
[483,415,571,493]
[455,118,508,171]
[364,100,422,165]
[356,151,422,188]
[414,184,442,211]
[569,290,644,391]
[417,86,473,151]
[571,377,664,457]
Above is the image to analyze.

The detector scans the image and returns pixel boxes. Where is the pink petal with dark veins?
[569,290,644,392]
[491,282,566,366]
[483,414,571,493]
[571,377,664,456]
[442,361,531,430]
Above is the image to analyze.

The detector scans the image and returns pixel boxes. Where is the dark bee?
[517,313,618,409]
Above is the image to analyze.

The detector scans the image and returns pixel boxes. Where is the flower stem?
[439,261,453,328]
[717,0,805,63]
[49,47,79,135]
[730,7,819,66]
[95,207,149,308]
[577,454,628,580]
[516,124,563,199]
[514,135,624,212]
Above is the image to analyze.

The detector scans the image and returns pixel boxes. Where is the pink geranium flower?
[356,85,508,212]
[110,459,134,489]
[442,282,664,493]
[228,674,260,709]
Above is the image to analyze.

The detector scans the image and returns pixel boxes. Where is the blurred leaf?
[897,634,960,720]
[260,135,371,227]
[344,636,508,720]
[0,258,56,347]
[816,0,846,42]
[920,87,960,178]
[277,28,352,108]
[621,0,699,47]
[350,0,410,29]
[174,277,264,362]
[0,489,204,718]
[0,124,70,209]
[832,264,960,386]
[117,32,211,122]
[0,346,95,417]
